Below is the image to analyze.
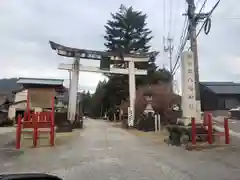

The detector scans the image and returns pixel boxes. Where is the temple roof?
[49,41,158,60]
[17,77,64,86]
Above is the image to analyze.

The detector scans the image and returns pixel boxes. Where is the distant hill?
[0,78,83,104]
[0,78,21,100]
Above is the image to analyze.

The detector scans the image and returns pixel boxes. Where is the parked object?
[229,106,240,119]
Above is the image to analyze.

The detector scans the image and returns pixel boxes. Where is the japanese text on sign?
[186,53,195,110]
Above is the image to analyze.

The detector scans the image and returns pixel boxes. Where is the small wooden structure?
[9,78,65,122]
[16,96,55,149]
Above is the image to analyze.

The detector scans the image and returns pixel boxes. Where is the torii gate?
[49,41,157,127]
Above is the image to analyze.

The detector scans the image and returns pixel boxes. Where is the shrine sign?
[181,51,196,122]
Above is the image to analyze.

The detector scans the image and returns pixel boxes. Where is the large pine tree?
[89,5,172,117]
[103,5,157,106]
[104,5,152,54]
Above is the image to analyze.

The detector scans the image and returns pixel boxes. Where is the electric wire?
[172,0,220,74]
[196,0,220,37]
[171,15,188,74]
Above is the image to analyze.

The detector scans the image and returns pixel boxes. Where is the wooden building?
[200,82,240,111]
[8,77,65,121]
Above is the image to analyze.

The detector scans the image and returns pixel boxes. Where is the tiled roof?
[200,82,240,94]
[17,77,64,86]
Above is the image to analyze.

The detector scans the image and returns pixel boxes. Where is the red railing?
[191,113,230,145]
[16,96,55,149]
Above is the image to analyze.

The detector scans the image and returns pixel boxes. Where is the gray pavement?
[0,119,240,180]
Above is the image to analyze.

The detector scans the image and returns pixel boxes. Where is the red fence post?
[33,113,38,148]
[50,96,55,146]
[191,117,196,145]
[203,113,207,126]
[16,114,22,149]
[208,113,213,144]
[39,112,43,122]
[224,118,230,144]
[43,112,47,121]
[26,91,30,120]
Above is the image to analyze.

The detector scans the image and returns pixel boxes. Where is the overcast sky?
[0,0,239,93]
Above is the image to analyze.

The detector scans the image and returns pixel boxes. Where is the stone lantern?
[143,87,154,115]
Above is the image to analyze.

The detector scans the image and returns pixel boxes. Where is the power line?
[197,0,220,37]
[171,1,188,74]
[163,0,166,36]
[171,35,188,75]
[170,0,180,40]
[164,37,174,73]
[168,0,173,37]
[162,0,174,73]
[171,15,189,74]
[198,0,207,14]
[172,0,220,74]
[172,63,180,76]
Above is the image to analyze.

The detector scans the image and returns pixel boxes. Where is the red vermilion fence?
[16,95,55,149]
[191,113,230,145]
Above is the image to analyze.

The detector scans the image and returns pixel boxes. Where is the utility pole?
[186,0,204,120]
[164,36,174,92]
[164,36,174,74]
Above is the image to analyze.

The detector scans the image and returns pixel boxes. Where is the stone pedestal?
[55,112,73,132]
[56,123,73,133]
[177,117,192,126]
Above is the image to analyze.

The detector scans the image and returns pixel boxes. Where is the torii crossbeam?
[49,41,158,127]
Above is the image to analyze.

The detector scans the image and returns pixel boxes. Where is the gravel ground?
[0,119,239,180]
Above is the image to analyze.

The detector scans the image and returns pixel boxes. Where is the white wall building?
[8,89,28,120]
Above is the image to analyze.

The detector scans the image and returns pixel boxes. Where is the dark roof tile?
[200,82,240,94]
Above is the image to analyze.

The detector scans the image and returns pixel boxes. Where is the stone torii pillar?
[68,58,79,122]
[128,59,136,126]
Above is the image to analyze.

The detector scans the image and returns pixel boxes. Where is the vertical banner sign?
[128,59,136,127]
[128,107,133,127]
[181,51,196,123]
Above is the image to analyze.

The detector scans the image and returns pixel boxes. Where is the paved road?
[1,119,240,180]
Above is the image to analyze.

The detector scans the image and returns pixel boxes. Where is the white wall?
[8,106,15,120]
[34,107,42,112]
[8,102,26,120]
[15,89,28,102]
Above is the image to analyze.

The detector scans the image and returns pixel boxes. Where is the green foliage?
[87,5,172,118]
[80,91,92,114]
[104,5,152,54]
[103,5,155,105]
[86,80,108,117]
